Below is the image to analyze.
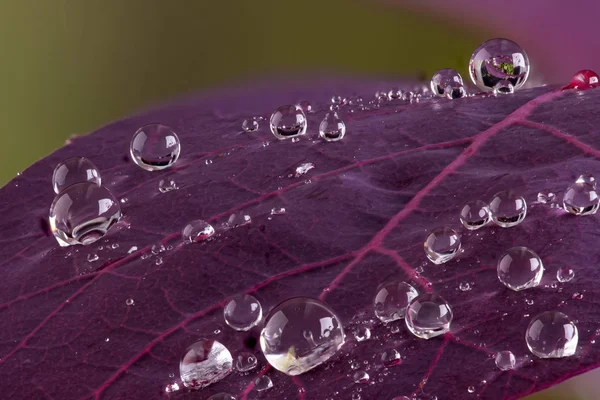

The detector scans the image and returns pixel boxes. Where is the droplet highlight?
[405,293,453,339]
[179,339,233,389]
[489,191,527,227]
[373,280,419,322]
[130,123,180,171]
[424,227,461,264]
[497,247,543,291]
[52,157,101,194]
[526,311,578,358]
[269,105,307,140]
[182,220,215,242]
[224,294,262,331]
[242,118,259,132]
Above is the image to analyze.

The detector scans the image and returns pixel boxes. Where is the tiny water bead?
[495,350,516,371]
[254,375,273,392]
[224,294,262,331]
[353,370,369,384]
[563,181,600,215]
[373,280,419,322]
[459,282,471,291]
[381,348,401,366]
[49,182,122,247]
[353,326,371,342]
[182,220,215,242]
[180,339,233,389]
[208,394,236,400]
[424,227,461,264]
[526,311,578,358]
[557,267,575,283]
[460,200,490,230]
[319,112,346,142]
[469,38,530,92]
[125,298,134,306]
[488,191,527,227]
[235,352,258,372]
[130,123,180,171]
[260,297,345,375]
[269,105,307,140]
[298,100,313,114]
[52,157,101,194]
[158,179,178,193]
[430,69,463,97]
[242,118,259,132]
[537,190,556,204]
[565,69,600,90]
[497,247,543,291]
[405,293,453,339]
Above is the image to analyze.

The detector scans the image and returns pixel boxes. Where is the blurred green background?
[0,0,592,398]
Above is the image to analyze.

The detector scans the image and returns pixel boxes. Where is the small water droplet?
[224,294,262,331]
[254,375,273,391]
[155,256,163,266]
[270,207,286,216]
[424,227,461,264]
[373,280,418,322]
[295,162,315,177]
[214,328,221,334]
[459,282,471,291]
[130,123,180,171]
[52,157,101,194]
[495,350,516,370]
[388,88,403,100]
[353,326,371,342]
[352,393,361,400]
[168,372,175,378]
[557,267,575,283]
[460,200,490,230]
[430,69,464,97]
[525,299,534,305]
[566,69,600,90]
[381,348,401,366]
[111,243,119,249]
[242,118,259,132]
[319,112,346,142]
[467,386,475,394]
[182,220,215,242]
[405,293,452,339]
[105,337,110,342]
[127,246,138,254]
[235,352,258,372]
[87,253,99,262]
[205,159,213,165]
[331,95,346,105]
[180,339,233,389]
[269,105,307,140]
[469,38,530,92]
[526,311,578,358]
[444,84,467,99]
[563,182,599,215]
[489,190,527,227]
[298,100,313,114]
[260,297,344,375]
[572,292,583,300]
[126,298,134,306]
[353,370,369,383]
[537,190,555,204]
[152,243,166,254]
[165,382,180,393]
[49,183,122,247]
[158,179,178,193]
[497,247,543,291]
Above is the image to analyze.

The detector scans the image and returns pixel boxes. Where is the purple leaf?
[2,77,600,400]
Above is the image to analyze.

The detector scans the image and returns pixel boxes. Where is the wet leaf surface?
[2,79,600,400]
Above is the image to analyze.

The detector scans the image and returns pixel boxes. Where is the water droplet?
[331,95,345,105]
[182,220,215,242]
[205,159,213,165]
[493,80,515,95]
[402,91,415,101]
[525,298,534,305]
[373,280,419,322]
[319,112,346,142]
[269,105,307,140]
[254,375,273,392]
[226,213,251,228]
[376,91,389,103]
[242,118,259,132]
[120,197,128,204]
[180,339,233,389]
[208,394,236,400]
[469,38,530,92]
[353,326,371,342]
[353,370,369,383]
[87,253,99,262]
[467,386,475,394]
[424,227,461,264]
[224,294,262,331]
[49,182,122,247]
[214,329,221,335]
[381,348,401,366]
[576,173,596,187]
[430,69,464,97]
[155,256,163,266]
[158,179,178,193]
[390,324,400,334]
[572,292,583,300]
[445,84,467,99]
[526,311,578,358]
[165,383,180,393]
[130,123,180,171]
[152,243,166,254]
[292,162,315,178]
[260,297,345,375]
[405,293,452,339]
[388,88,403,99]
[298,100,313,114]
[563,182,599,215]
[127,246,137,254]
[352,393,361,400]
[459,282,471,291]
[270,207,286,216]
[111,243,119,249]
[126,298,134,306]
[105,337,110,342]
[235,352,258,372]
[489,191,527,227]
[52,157,101,194]
[537,190,555,204]
[460,200,490,230]
[495,350,516,370]
[566,69,600,90]
[497,247,543,291]
[557,267,575,283]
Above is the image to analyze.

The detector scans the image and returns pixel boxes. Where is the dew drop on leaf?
[373,280,418,322]
[319,112,346,142]
[242,118,259,132]
[125,298,134,306]
[353,326,371,342]
[269,105,307,140]
[488,190,527,227]
[254,375,273,391]
[182,220,215,242]
[557,267,575,283]
[353,370,369,384]
[130,123,180,171]
[179,339,233,389]
[459,200,490,230]
[158,179,178,193]
[467,385,475,393]
[469,38,530,92]
[430,69,463,97]
[458,282,471,291]
[497,247,544,291]
[52,157,101,194]
[563,181,600,215]
[224,294,262,331]
[405,293,453,339]
[235,352,258,372]
[87,253,99,262]
[295,162,315,177]
[424,227,461,264]
[495,350,516,371]
[381,348,401,366]
[526,311,578,359]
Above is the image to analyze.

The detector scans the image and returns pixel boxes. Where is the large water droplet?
[494,350,516,371]
[353,326,371,342]
[254,376,273,392]
[497,247,543,291]
[224,294,262,331]
[381,348,401,366]
[130,123,181,171]
[557,267,575,283]
[460,200,490,230]
[235,352,258,372]
[373,280,419,322]
[563,182,599,215]
[565,69,600,90]
[182,220,215,242]
[208,393,236,400]
[158,179,178,193]
[430,69,463,97]
[269,105,307,140]
[260,297,345,375]
[353,370,369,384]
[49,182,122,247]
[52,157,101,194]
[180,339,233,389]
[526,311,578,358]
[319,112,346,142]
[489,191,527,227]
[424,227,461,264]
[242,118,259,132]
[469,38,530,92]
[405,293,453,339]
